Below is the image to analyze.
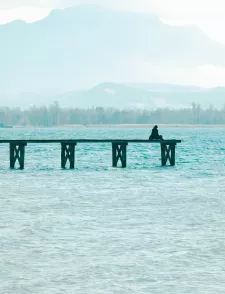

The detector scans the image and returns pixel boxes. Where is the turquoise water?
[1,127,225,293]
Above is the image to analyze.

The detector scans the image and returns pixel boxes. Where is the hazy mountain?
[1,82,225,109]
[46,83,225,109]
[0,4,225,95]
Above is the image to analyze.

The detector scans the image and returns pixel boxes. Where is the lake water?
[1,127,225,294]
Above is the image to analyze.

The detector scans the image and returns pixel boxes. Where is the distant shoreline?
[12,124,225,128]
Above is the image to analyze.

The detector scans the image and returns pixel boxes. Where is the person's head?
[154,125,158,129]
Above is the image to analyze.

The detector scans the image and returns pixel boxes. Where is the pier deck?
[0,139,181,169]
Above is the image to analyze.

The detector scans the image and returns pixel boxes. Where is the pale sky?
[0,0,225,44]
[1,0,225,87]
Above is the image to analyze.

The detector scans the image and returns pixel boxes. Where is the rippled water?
[1,127,225,294]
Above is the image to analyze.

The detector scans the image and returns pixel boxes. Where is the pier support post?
[61,143,76,169]
[112,142,128,168]
[10,143,27,169]
[161,143,176,166]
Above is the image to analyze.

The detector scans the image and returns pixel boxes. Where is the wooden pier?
[0,139,181,169]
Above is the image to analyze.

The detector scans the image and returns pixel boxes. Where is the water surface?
[0,127,225,293]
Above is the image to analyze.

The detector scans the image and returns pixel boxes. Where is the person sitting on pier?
[149,125,163,140]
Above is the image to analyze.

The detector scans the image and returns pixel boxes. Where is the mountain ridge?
[1,82,225,110]
[0,5,225,95]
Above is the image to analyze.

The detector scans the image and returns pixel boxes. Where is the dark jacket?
[150,127,159,138]
[149,126,162,140]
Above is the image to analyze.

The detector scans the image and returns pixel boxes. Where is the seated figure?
[149,125,163,140]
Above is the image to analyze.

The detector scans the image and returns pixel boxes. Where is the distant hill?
[1,82,225,109]
[0,5,225,94]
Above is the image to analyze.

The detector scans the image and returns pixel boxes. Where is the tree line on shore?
[0,102,225,126]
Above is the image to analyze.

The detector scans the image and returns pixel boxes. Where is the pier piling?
[112,142,128,168]
[61,143,76,169]
[10,143,27,169]
[0,139,181,170]
[161,143,176,166]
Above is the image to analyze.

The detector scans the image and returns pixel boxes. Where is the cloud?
[0,0,58,9]
[1,0,225,19]
[1,0,225,44]
[0,7,51,23]
[1,0,225,43]
[0,0,225,88]
[0,0,97,9]
[1,0,224,12]
[136,62,225,88]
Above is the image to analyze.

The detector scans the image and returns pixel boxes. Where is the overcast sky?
[0,0,225,44]
[1,0,225,87]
